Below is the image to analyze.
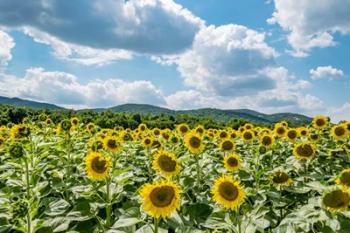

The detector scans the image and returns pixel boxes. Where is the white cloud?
[310,66,344,80]
[0,67,165,108]
[328,102,350,122]
[268,0,350,56]
[0,30,15,69]
[0,0,204,55]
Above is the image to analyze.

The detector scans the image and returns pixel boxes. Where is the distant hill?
[0,96,62,110]
[0,96,312,125]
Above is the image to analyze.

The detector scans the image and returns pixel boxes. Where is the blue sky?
[0,0,349,121]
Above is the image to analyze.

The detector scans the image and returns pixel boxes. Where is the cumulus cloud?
[0,30,15,69]
[0,0,203,55]
[328,102,350,122]
[0,67,165,108]
[310,66,344,80]
[268,0,350,56]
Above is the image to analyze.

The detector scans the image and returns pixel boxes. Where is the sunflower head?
[85,152,111,180]
[312,115,329,129]
[331,124,349,140]
[244,123,254,130]
[224,154,241,172]
[153,128,161,137]
[10,124,31,140]
[286,129,299,142]
[142,137,153,148]
[45,118,53,125]
[219,139,235,152]
[86,123,96,132]
[270,171,293,187]
[8,142,24,158]
[274,123,287,137]
[103,136,121,153]
[218,130,229,139]
[260,134,274,147]
[293,142,316,161]
[60,120,72,132]
[71,117,79,126]
[184,131,205,154]
[161,131,170,140]
[309,132,320,142]
[153,150,180,178]
[88,138,104,152]
[140,180,181,219]
[138,123,148,132]
[336,169,350,188]
[195,125,205,135]
[322,188,350,213]
[211,175,246,210]
[177,124,189,135]
[242,130,254,142]
[230,130,238,140]
[298,127,309,137]
[170,134,179,144]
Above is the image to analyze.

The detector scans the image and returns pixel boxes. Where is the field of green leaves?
[0,115,350,233]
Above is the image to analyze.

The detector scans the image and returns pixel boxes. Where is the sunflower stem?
[24,157,32,233]
[154,218,159,233]
[106,177,112,228]
[195,154,201,188]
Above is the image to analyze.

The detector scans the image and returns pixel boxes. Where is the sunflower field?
[1,115,350,233]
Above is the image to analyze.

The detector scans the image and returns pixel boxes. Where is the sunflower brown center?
[323,190,349,208]
[154,130,160,136]
[222,141,234,151]
[243,132,252,140]
[310,134,318,140]
[220,132,228,138]
[158,154,176,172]
[144,138,151,145]
[180,126,188,133]
[150,186,175,207]
[196,128,204,134]
[227,157,238,167]
[218,182,239,201]
[262,136,272,146]
[315,118,325,126]
[287,130,297,139]
[107,139,118,149]
[340,172,350,187]
[272,172,289,184]
[296,144,314,158]
[189,136,201,148]
[277,127,285,135]
[140,125,146,131]
[230,133,237,139]
[91,157,107,173]
[72,119,78,125]
[335,126,346,136]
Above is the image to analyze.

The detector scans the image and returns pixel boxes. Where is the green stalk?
[24,158,32,233]
[195,154,201,188]
[154,218,159,233]
[106,177,112,228]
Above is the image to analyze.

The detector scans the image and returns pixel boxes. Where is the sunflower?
[45,118,53,125]
[286,129,298,142]
[195,125,205,135]
[242,130,254,142]
[244,123,254,130]
[0,136,5,148]
[86,123,96,132]
[312,115,329,129]
[293,142,316,161]
[336,169,350,188]
[259,134,274,148]
[308,132,320,142]
[274,123,287,137]
[138,123,148,132]
[176,124,189,135]
[322,188,350,213]
[153,128,161,137]
[218,130,229,139]
[224,154,241,172]
[71,117,79,127]
[85,152,112,180]
[170,134,179,144]
[88,138,104,152]
[219,139,235,153]
[153,150,180,178]
[10,124,31,140]
[331,124,349,140]
[297,127,309,137]
[184,131,205,154]
[140,180,181,218]
[280,121,289,128]
[142,136,153,148]
[270,171,293,187]
[103,136,121,153]
[211,176,246,210]
[230,130,238,140]
[161,130,170,141]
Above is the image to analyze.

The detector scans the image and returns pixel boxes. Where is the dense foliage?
[0,112,349,232]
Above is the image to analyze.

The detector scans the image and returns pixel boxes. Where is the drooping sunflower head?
[286,129,299,142]
[142,136,153,148]
[312,115,329,129]
[10,124,31,140]
[195,125,205,135]
[322,188,350,213]
[211,175,246,210]
[140,180,181,219]
[176,124,189,135]
[270,171,293,187]
[223,154,241,172]
[169,134,179,144]
[8,142,24,158]
[184,131,205,154]
[60,119,72,132]
[219,139,235,152]
[293,142,316,161]
[259,134,274,147]
[103,136,121,153]
[331,124,349,140]
[88,138,104,152]
[336,169,350,188]
[153,150,180,178]
[242,130,255,142]
[86,122,96,132]
[70,117,79,127]
[85,152,111,180]
[161,130,170,141]
[274,123,287,137]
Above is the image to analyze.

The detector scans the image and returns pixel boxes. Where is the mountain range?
[0,96,311,125]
